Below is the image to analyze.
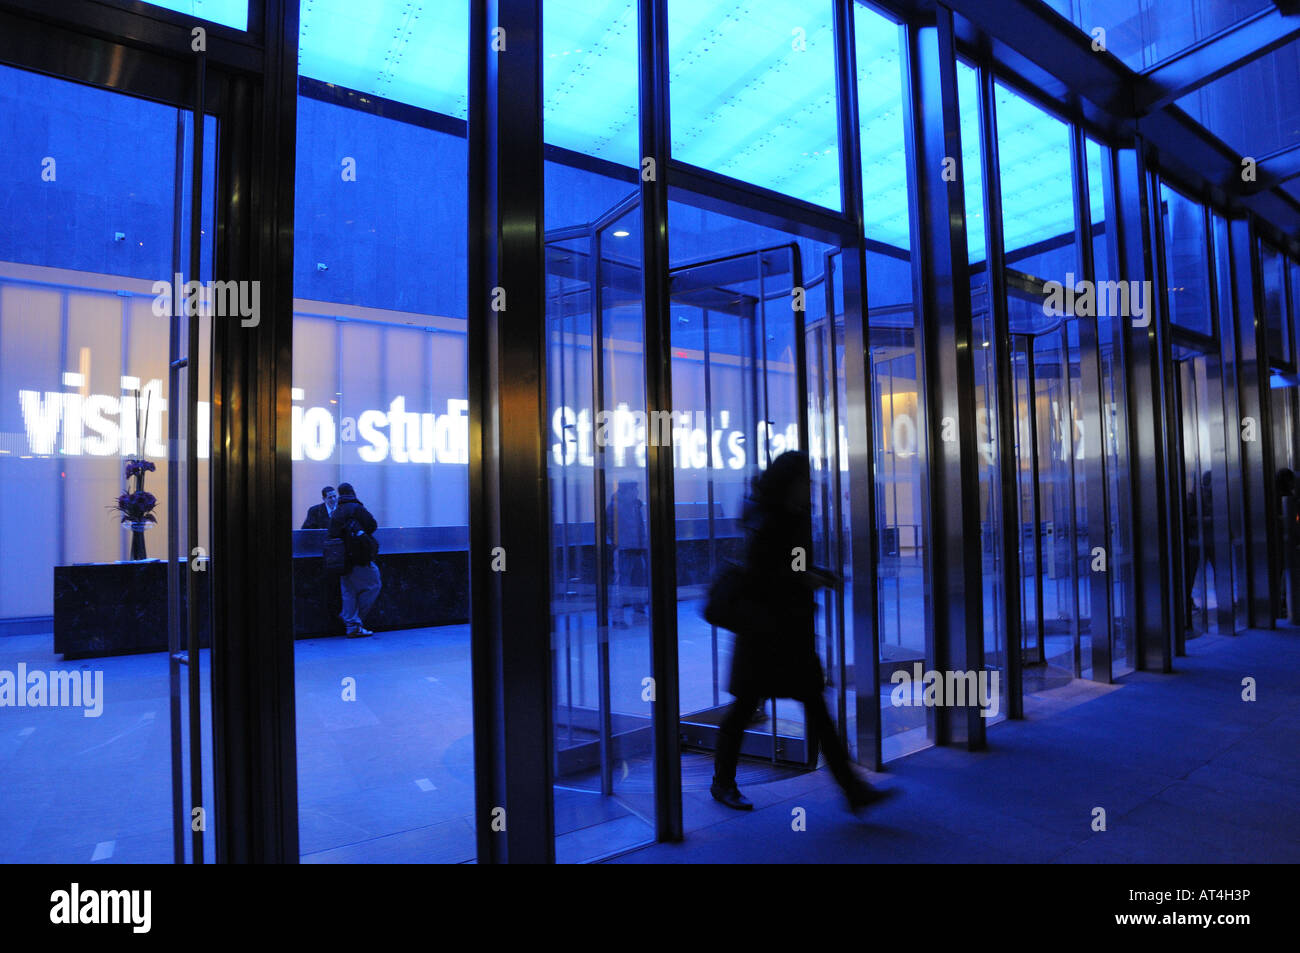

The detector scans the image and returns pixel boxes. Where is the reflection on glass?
[291,23,474,861]
[546,188,656,862]
[1089,137,1135,679]
[863,6,932,758]
[1160,184,1213,337]
[1050,0,1272,72]
[669,205,836,771]
[0,63,214,862]
[1262,243,1289,366]
[1174,350,1231,639]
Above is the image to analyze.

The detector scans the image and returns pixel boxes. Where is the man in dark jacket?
[302,485,339,529]
[710,451,895,814]
[328,483,381,637]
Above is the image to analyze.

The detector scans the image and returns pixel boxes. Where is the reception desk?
[52,521,738,658]
[53,527,470,658]
[292,527,469,637]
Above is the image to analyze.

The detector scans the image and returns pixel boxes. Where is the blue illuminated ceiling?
[299,0,469,119]
[294,1,1079,251]
[668,0,841,210]
[143,0,248,30]
[856,5,911,251]
[994,82,1077,257]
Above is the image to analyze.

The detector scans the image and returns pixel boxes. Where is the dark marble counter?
[54,560,211,660]
[54,522,741,656]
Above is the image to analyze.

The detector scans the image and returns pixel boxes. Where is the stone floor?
[613,627,1300,863]
[3,619,1295,864]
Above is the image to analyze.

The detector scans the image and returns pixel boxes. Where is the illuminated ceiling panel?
[856,5,911,251]
[668,0,842,210]
[299,0,469,119]
[143,0,248,30]
[995,82,1077,255]
[543,0,640,167]
[958,61,985,264]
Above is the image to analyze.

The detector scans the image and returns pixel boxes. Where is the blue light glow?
[669,0,841,210]
[299,1,469,118]
[855,5,911,251]
[143,0,247,31]
[994,82,1076,258]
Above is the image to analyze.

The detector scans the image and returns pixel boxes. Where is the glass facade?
[2,0,1297,865]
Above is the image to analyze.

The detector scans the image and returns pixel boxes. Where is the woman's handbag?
[703,561,769,635]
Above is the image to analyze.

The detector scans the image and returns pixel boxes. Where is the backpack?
[323,535,347,574]
[344,515,379,565]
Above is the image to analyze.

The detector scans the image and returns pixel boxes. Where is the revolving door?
[546,193,839,795]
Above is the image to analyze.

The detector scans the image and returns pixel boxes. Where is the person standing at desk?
[302,485,339,529]
[329,483,381,638]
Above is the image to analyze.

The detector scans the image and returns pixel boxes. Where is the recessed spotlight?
[612,229,630,237]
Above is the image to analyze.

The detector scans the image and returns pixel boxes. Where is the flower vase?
[128,521,150,560]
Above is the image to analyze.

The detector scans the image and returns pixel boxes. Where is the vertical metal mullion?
[977,60,1023,716]
[758,257,772,468]
[590,228,613,797]
[1058,326,1081,676]
[1027,346,1044,663]
[1114,144,1173,672]
[824,252,848,745]
[167,107,185,865]
[904,10,985,748]
[638,0,683,844]
[1207,212,1243,634]
[1150,171,1186,659]
[186,50,206,866]
[788,244,812,766]
[1071,127,1114,681]
[468,0,555,864]
[703,308,719,708]
[832,0,880,768]
[1099,144,1139,673]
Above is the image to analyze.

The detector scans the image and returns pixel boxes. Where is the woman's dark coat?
[725,454,828,701]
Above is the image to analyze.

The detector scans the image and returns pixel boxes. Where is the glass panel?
[1175,351,1230,639]
[543,1,653,863]
[964,64,1008,720]
[996,82,1111,693]
[1088,138,1135,678]
[1262,243,1289,366]
[298,1,468,117]
[668,205,832,773]
[1046,0,1273,72]
[668,0,841,210]
[1176,41,1300,159]
[861,7,932,758]
[1212,214,1247,631]
[0,63,214,862]
[1292,258,1300,360]
[1160,184,1213,337]
[141,0,248,31]
[291,4,474,863]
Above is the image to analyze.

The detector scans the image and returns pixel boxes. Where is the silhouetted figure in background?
[710,451,894,813]
[1184,470,1215,626]
[1278,467,1297,617]
[329,482,381,638]
[607,480,648,628]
